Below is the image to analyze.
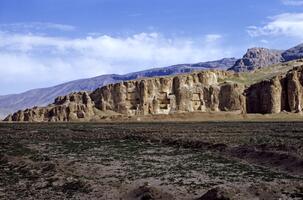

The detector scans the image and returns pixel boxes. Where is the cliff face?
[0,58,237,118]
[246,66,303,114]
[5,92,96,122]
[6,64,303,122]
[90,71,244,116]
[4,71,245,122]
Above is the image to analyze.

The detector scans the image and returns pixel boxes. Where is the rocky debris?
[246,65,303,114]
[282,43,303,62]
[228,48,284,72]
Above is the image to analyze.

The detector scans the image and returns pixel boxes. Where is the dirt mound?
[197,186,239,200]
[123,185,174,200]
[197,183,301,200]
[229,146,303,175]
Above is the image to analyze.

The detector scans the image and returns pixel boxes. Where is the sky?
[1,0,303,95]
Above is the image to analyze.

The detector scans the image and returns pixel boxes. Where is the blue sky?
[1,0,303,94]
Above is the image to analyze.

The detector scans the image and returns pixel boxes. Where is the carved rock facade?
[90,71,244,116]
[6,66,303,122]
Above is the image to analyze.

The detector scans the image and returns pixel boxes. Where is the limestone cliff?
[6,63,303,122]
[4,92,96,122]
[246,66,303,114]
[0,58,236,118]
[90,70,244,116]
[4,71,245,122]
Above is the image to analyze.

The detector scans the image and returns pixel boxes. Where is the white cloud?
[281,0,303,5]
[0,22,75,32]
[205,34,222,43]
[247,13,303,39]
[0,31,232,94]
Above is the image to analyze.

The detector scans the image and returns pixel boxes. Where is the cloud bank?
[0,22,76,32]
[247,13,303,40]
[0,30,233,94]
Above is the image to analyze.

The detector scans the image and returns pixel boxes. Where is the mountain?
[0,58,237,118]
[282,43,303,62]
[228,48,284,72]
[228,43,303,72]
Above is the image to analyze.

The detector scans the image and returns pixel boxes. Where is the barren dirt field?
[0,122,303,200]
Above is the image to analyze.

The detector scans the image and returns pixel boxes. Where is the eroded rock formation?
[6,64,303,122]
[4,71,245,122]
[4,92,96,122]
[246,66,303,113]
[90,70,244,117]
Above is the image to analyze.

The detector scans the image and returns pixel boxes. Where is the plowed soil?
[0,122,302,199]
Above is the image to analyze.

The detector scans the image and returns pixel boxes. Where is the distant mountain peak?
[282,43,303,62]
[228,44,303,72]
[228,48,284,72]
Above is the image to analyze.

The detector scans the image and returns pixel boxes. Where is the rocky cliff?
[4,70,245,122]
[90,70,245,116]
[0,58,236,118]
[3,43,303,119]
[246,65,303,114]
[5,60,303,122]
[5,92,97,122]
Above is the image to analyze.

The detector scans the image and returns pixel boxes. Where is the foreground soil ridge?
[1,122,302,199]
[5,60,303,122]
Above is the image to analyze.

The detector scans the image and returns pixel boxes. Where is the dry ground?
[0,121,302,199]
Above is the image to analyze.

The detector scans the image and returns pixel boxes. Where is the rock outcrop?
[90,70,244,116]
[4,71,245,122]
[246,66,303,114]
[3,43,303,119]
[228,48,284,72]
[4,92,96,122]
[0,58,237,118]
[6,63,303,122]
